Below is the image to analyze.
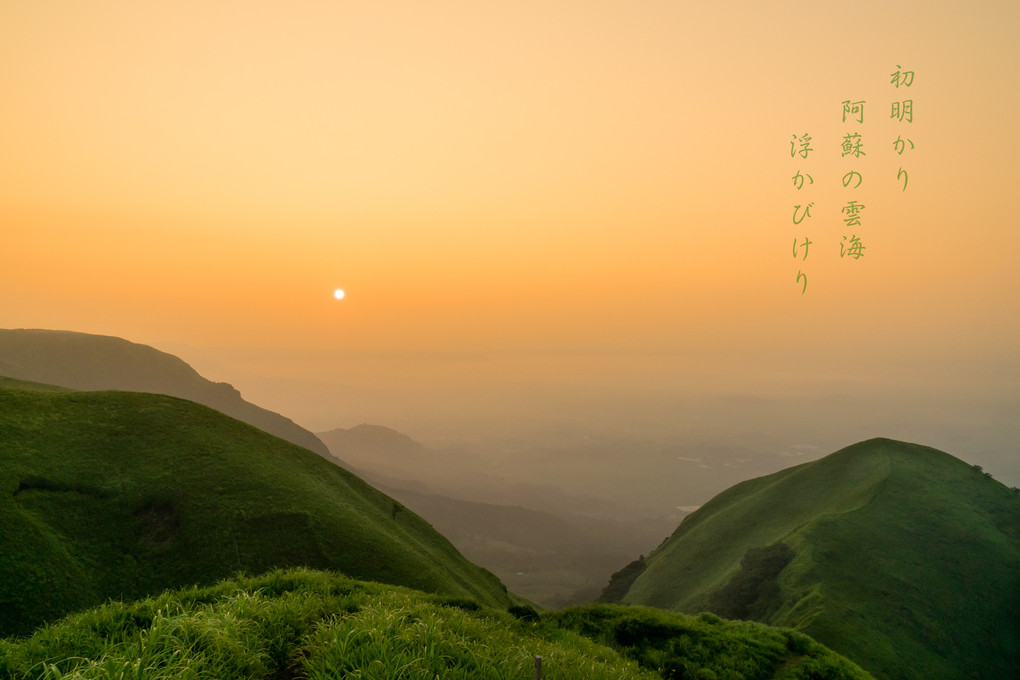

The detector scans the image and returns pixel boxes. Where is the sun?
[333,289,345,300]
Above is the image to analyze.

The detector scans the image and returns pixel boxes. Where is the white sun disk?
[333,289,345,300]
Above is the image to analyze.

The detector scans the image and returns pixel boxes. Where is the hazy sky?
[3,2,1018,480]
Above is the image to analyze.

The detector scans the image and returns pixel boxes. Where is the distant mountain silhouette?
[601,438,1020,680]
[319,423,429,469]
[319,424,676,607]
[0,377,511,637]
[0,329,329,457]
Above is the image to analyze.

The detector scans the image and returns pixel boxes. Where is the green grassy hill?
[0,329,330,457]
[601,438,1020,680]
[0,377,511,637]
[0,567,873,680]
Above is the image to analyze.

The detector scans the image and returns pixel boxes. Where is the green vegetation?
[0,569,653,680]
[0,378,511,637]
[548,604,873,680]
[705,543,794,621]
[603,438,1020,680]
[3,371,1010,680]
[599,555,648,604]
[0,329,329,457]
[0,568,872,680]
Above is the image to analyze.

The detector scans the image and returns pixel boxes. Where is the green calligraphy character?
[793,203,815,225]
[840,235,866,259]
[841,133,866,158]
[841,99,866,124]
[790,133,813,159]
[841,200,865,227]
[890,65,914,88]
[891,100,913,123]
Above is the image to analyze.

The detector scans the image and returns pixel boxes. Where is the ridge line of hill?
[0,329,331,458]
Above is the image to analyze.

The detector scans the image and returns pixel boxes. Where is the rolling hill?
[0,377,512,637]
[0,328,330,457]
[601,438,1020,680]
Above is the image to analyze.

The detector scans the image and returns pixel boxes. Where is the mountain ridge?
[0,328,330,457]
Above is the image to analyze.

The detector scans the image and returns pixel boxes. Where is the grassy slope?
[549,604,873,680]
[0,329,330,457]
[0,567,871,680]
[613,438,1020,680]
[0,378,511,637]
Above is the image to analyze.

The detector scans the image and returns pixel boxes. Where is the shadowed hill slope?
[0,377,511,637]
[0,329,329,457]
[602,438,1020,680]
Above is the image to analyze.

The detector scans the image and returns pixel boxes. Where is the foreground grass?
[0,568,872,680]
[0,568,653,680]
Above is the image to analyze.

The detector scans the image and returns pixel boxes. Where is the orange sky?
[2,1,1018,447]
